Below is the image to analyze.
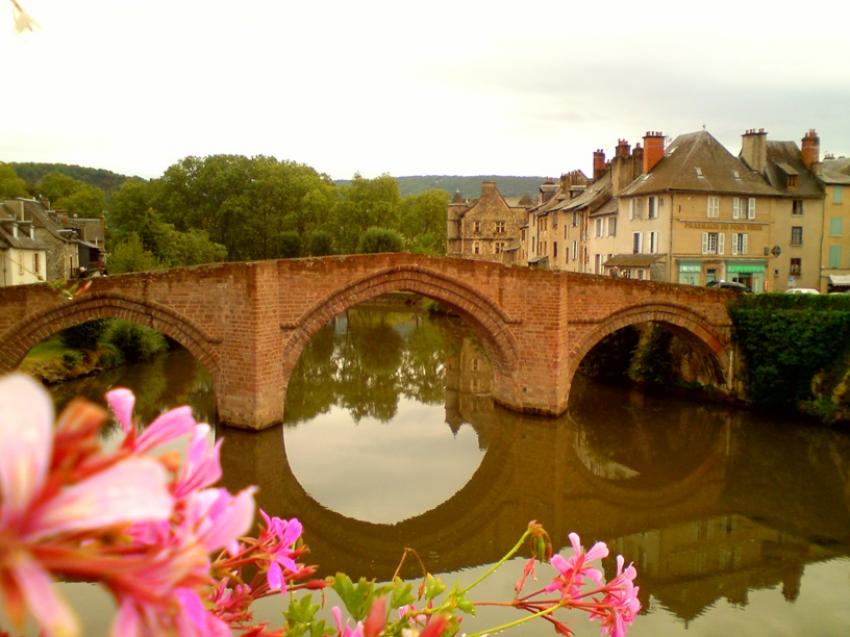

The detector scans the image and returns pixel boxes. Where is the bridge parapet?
[0,255,734,429]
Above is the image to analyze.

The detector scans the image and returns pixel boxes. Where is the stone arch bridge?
[0,254,735,429]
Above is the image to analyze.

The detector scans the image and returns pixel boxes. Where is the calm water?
[34,301,850,636]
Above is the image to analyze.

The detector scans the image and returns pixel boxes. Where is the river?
[34,298,850,636]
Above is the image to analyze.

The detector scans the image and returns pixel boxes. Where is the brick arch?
[0,293,220,376]
[280,266,521,391]
[569,302,730,388]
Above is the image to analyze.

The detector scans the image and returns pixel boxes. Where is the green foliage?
[37,172,106,218]
[0,163,29,199]
[108,233,162,274]
[59,320,108,351]
[11,162,129,193]
[335,174,402,254]
[107,321,168,363]
[631,326,674,386]
[356,227,404,254]
[731,294,850,410]
[283,595,332,637]
[399,189,449,255]
[61,351,83,369]
[158,227,228,267]
[277,231,301,258]
[306,230,334,256]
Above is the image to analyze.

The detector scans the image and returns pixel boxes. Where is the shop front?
[727,261,766,293]
[677,261,702,286]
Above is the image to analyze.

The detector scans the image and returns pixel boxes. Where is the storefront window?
[678,262,701,286]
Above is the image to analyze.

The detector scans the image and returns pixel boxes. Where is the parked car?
[785,288,820,295]
[706,280,749,292]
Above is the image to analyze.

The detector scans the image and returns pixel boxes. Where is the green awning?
[727,262,766,274]
[678,262,701,273]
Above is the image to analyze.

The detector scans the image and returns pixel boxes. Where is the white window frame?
[707,196,720,218]
[747,197,756,220]
[648,196,658,219]
[732,197,741,219]
[701,231,725,255]
[595,218,604,238]
[649,231,658,254]
[571,240,577,261]
[731,232,748,255]
[608,217,617,237]
[632,231,642,254]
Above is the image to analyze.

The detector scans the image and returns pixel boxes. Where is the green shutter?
[829,245,842,268]
[835,186,844,205]
[831,217,843,236]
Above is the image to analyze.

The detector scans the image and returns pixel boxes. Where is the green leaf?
[284,594,332,637]
[389,578,416,609]
[332,573,377,621]
[424,574,446,600]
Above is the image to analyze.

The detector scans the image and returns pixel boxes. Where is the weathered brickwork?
[0,254,734,430]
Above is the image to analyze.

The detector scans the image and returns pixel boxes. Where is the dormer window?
[787,174,798,189]
[695,167,704,178]
[29,225,35,239]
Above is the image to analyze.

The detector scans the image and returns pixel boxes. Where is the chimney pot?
[642,130,665,173]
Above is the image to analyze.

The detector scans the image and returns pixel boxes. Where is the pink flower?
[186,486,257,556]
[589,555,641,637]
[173,424,223,499]
[106,387,135,433]
[0,374,174,637]
[332,606,365,637]
[259,510,303,591]
[545,532,609,601]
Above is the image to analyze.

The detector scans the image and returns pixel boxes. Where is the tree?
[399,189,449,255]
[108,233,161,274]
[0,163,28,199]
[37,172,106,218]
[306,230,334,256]
[334,174,401,254]
[356,227,404,254]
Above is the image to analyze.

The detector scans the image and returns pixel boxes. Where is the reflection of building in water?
[444,336,495,442]
[607,514,830,621]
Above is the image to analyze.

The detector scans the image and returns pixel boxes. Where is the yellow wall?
[820,184,850,292]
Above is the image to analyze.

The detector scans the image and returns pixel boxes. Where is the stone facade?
[447,181,529,264]
[0,254,734,430]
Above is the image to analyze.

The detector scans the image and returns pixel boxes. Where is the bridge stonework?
[0,254,735,429]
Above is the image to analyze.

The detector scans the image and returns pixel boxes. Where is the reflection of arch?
[240,418,523,579]
[570,303,729,385]
[0,293,220,375]
[280,266,521,388]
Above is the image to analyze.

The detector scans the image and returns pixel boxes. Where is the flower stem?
[460,529,531,595]
[464,600,564,637]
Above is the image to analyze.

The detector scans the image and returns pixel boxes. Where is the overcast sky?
[3,0,849,181]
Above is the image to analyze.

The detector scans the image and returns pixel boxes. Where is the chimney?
[451,189,464,204]
[740,128,768,173]
[632,142,644,166]
[615,139,631,159]
[801,129,820,169]
[642,131,665,174]
[593,149,607,181]
[612,140,641,195]
[481,181,497,197]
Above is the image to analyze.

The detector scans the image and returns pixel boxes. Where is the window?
[648,196,659,219]
[553,242,558,258]
[707,196,719,218]
[792,200,804,215]
[830,217,843,236]
[564,225,568,239]
[732,232,748,255]
[521,228,526,241]
[748,198,756,219]
[791,226,803,246]
[594,254,602,274]
[33,253,40,276]
[706,268,718,284]
[732,197,742,219]
[495,241,505,254]
[18,257,23,276]
[788,174,799,188]
[649,231,658,254]
[834,186,844,205]
[473,241,480,254]
[829,247,841,269]
[637,269,645,280]
[571,240,577,261]
[572,211,578,227]
[629,198,643,220]
[495,221,505,234]
[702,232,724,255]
[608,217,617,236]
[595,218,605,238]
[791,257,803,275]
[473,221,481,233]
[632,231,642,254]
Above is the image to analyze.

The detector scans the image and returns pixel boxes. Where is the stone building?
[0,202,48,286]
[446,181,529,264]
[739,129,825,291]
[817,155,850,291]
[615,130,782,291]
[2,199,81,281]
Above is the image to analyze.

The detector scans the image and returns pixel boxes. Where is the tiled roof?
[763,141,823,197]
[621,131,778,197]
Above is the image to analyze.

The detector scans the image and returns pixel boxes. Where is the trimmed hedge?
[730,294,850,410]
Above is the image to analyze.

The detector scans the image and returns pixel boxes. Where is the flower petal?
[105,388,135,434]
[134,406,196,453]
[267,560,283,591]
[24,458,173,541]
[0,374,53,523]
[10,551,80,637]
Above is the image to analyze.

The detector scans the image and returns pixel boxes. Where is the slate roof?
[820,157,850,185]
[558,172,612,213]
[621,131,778,197]
[762,141,824,197]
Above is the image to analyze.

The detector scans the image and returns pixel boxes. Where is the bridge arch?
[280,265,522,406]
[0,293,221,377]
[569,302,731,392]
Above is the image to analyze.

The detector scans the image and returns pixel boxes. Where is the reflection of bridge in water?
[219,368,850,621]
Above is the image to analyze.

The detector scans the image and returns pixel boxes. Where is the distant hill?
[336,175,547,200]
[10,162,133,193]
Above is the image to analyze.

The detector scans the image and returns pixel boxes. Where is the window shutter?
[701,232,708,254]
[748,198,756,219]
[718,233,725,255]
[742,234,748,255]
[731,234,738,255]
[732,198,740,219]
